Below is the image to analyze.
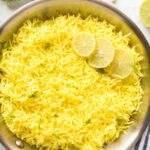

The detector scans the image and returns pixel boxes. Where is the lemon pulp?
[110,49,134,79]
[140,0,150,27]
[88,38,115,68]
[73,32,96,57]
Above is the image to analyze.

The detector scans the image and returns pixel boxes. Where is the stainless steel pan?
[0,0,150,150]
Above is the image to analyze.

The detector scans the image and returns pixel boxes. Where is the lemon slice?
[88,38,115,68]
[140,0,150,27]
[110,49,134,79]
[73,32,95,57]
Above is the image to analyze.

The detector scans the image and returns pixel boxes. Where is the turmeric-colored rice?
[0,15,143,150]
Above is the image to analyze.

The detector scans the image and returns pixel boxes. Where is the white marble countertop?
[0,0,149,150]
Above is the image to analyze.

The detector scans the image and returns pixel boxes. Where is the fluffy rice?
[0,15,143,150]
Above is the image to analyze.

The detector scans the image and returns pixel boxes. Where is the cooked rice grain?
[0,15,143,150]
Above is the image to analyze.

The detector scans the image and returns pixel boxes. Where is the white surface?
[0,0,13,24]
[0,0,150,150]
[115,0,150,43]
[0,144,6,150]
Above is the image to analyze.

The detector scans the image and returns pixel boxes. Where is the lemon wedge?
[140,0,150,27]
[73,32,95,57]
[110,49,134,79]
[88,38,115,68]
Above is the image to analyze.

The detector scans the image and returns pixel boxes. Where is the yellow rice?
[0,15,143,150]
